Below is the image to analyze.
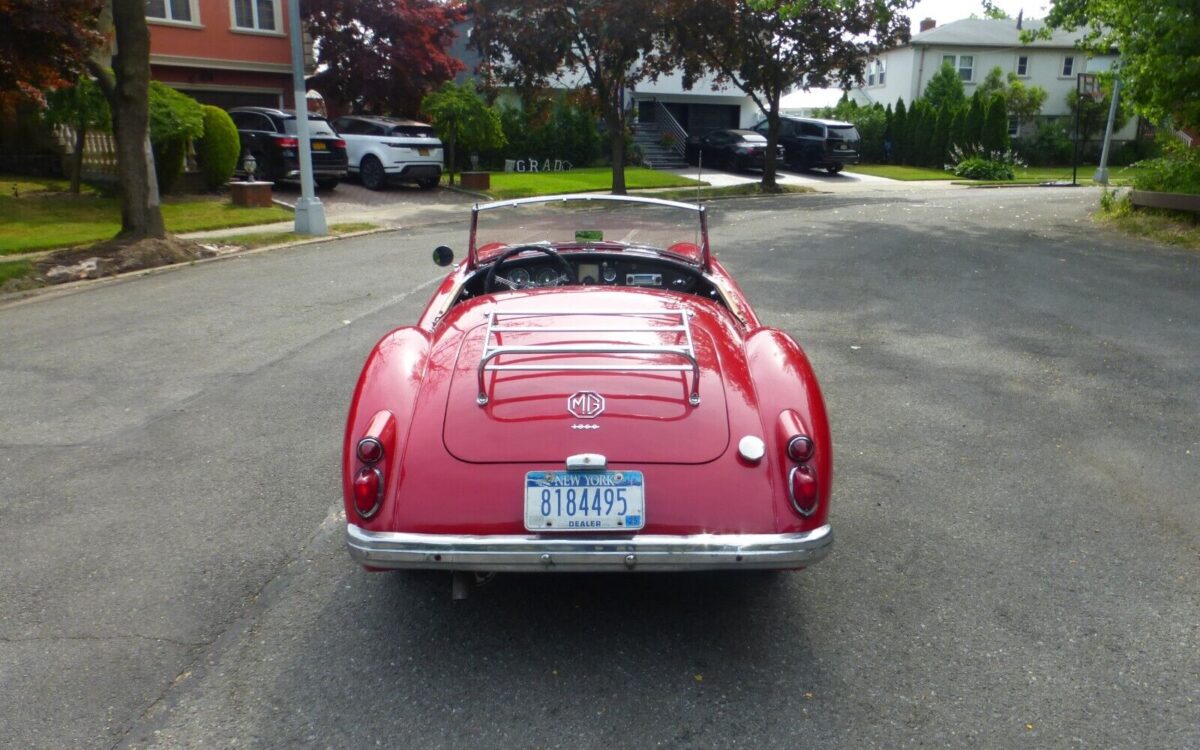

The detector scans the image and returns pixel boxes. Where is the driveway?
[665,164,947,193]
[1,186,1196,749]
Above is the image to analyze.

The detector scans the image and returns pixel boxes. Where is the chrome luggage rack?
[476,308,701,407]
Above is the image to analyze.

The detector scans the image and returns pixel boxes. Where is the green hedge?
[196,105,240,190]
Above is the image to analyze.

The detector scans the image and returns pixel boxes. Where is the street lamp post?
[287,0,326,235]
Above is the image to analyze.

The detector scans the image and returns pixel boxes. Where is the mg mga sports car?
[343,195,833,586]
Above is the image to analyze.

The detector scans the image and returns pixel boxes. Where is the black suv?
[754,117,860,174]
[227,106,349,189]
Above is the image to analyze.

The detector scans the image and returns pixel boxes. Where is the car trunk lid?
[441,293,731,464]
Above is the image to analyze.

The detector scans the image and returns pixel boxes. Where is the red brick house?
[146,0,297,109]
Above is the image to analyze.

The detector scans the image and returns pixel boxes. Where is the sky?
[908,0,1052,30]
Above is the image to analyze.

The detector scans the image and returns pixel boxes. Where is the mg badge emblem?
[567,391,605,419]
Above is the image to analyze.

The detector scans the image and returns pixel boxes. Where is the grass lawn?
[478,167,703,200]
[650,183,816,202]
[0,259,33,284]
[1099,204,1200,251]
[847,164,955,180]
[0,174,293,255]
[211,222,379,249]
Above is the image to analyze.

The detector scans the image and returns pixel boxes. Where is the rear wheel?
[827,163,843,175]
[735,155,748,172]
[316,178,339,190]
[417,176,439,190]
[360,155,386,190]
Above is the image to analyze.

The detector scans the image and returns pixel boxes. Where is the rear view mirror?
[432,246,454,266]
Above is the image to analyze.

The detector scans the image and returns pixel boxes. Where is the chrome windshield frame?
[467,194,710,272]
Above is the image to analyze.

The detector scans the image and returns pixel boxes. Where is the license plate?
[312,141,326,151]
[417,147,429,156]
[524,470,644,531]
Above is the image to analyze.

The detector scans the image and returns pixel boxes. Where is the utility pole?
[1094,74,1122,185]
[288,0,326,235]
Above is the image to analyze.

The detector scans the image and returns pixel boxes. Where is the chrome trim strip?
[346,524,832,572]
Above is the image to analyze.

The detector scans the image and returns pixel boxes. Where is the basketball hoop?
[1078,73,1102,102]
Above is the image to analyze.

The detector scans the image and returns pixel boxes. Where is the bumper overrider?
[346,523,833,572]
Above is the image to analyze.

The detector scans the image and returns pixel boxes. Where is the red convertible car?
[343,195,833,586]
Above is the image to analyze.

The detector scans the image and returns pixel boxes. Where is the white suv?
[331,115,444,190]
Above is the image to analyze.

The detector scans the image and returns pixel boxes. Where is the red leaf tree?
[0,0,104,107]
[472,0,671,195]
[304,0,466,117]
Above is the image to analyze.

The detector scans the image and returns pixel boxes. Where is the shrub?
[195,105,240,190]
[1015,120,1073,166]
[152,137,186,193]
[946,144,1025,180]
[1131,140,1200,195]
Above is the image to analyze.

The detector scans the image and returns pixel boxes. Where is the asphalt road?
[1,186,1196,749]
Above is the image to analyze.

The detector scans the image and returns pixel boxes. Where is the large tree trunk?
[87,0,165,240]
[603,81,626,195]
[760,96,781,193]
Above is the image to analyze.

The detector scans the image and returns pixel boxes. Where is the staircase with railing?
[632,101,690,170]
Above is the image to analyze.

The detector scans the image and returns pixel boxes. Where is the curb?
[0,225,398,310]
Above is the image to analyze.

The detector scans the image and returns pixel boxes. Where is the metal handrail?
[655,101,688,158]
[476,309,701,407]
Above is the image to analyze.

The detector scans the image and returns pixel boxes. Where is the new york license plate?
[524,470,645,532]
[417,147,430,156]
[312,141,326,150]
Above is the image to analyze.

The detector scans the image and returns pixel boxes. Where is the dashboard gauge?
[601,264,618,283]
[508,268,531,288]
[534,267,561,287]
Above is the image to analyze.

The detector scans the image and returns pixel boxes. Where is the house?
[146,0,297,110]
[852,17,1136,139]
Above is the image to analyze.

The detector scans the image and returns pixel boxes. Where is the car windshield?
[738,133,767,143]
[283,117,336,137]
[471,196,709,266]
[827,125,859,141]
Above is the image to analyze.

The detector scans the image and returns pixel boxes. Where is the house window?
[1062,56,1075,77]
[146,0,194,23]
[233,0,278,32]
[1016,56,1029,76]
[876,59,886,86]
[1008,117,1020,137]
[942,54,974,81]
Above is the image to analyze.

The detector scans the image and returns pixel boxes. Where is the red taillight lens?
[274,136,299,148]
[787,435,814,462]
[333,139,346,148]
[789,465,818,517]
[353,466,382,518]
[357,437,383,464]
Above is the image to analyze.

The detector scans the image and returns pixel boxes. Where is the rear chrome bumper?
[346,523,832,572]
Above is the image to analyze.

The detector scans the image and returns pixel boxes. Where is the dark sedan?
[228,106,349,190]
[685,129,783,172]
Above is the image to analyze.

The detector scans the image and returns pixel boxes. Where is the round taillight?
[353,466,383,518]
[787,435,814,463]
[357,437,384,464]
[789,464,819,517]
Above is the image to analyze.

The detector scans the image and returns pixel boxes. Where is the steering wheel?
[484,245,576,293]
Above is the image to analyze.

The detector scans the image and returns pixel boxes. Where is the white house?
[852,17,1135,139]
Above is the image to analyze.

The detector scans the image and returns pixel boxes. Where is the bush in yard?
[946,144,1025,180]
[1131,139,1200,195]
[963,91,986,148]
[148,82,204,193]
[1015,119,1073,166]
[195,105,240,190]
[813,97,887,163]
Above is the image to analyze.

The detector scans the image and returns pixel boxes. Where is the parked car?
[754,116,860,174]
[342,194,834,594]
[685,129,783,172]
[227,106,348,189]
[331,115,443,190]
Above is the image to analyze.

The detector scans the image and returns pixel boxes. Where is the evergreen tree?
[883,102,893,161]
[982,92,1011,152]
[932,103,952,167]
[911,100,934,165]
[922,61,966,111]
[892,98,908,165]
[964,91,986,148]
